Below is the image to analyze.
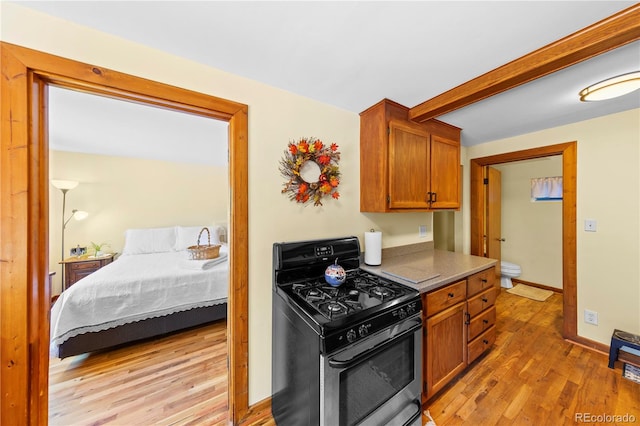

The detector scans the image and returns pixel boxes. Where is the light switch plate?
[584,309,598,325]
[584,219,597,232]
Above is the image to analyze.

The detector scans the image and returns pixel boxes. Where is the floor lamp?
[51,180,88,291]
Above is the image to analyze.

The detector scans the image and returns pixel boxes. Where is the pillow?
[122,227,177,255]
[175,226,221,251]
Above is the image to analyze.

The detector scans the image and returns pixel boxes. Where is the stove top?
[291,269,415,321]
[273,236,421,340]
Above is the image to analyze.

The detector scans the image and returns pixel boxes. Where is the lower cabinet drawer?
[467,287,497,317]
[468,306,496,341]
[468,326,496,363]
[467,268,496,297]
[425,280,467,317]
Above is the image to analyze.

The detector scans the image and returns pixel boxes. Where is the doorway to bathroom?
[487,158,563,293]
[469,142,578,342]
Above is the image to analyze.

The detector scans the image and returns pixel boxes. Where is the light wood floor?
[49,320,229,425]
[49,291,639,425]
[426,289,640,425]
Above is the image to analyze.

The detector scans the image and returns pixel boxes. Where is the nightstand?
[59,253,117,290]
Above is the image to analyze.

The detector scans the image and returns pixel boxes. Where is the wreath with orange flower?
[279,137,341,206]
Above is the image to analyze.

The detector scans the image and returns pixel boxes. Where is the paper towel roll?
[364,231,382,266]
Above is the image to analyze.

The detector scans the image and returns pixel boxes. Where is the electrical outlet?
[584,309,598,325]
[419,225,427,238]
[584,219,597,232]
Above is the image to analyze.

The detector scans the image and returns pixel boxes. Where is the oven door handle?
[402,400,422,426]
[328,321,422,369]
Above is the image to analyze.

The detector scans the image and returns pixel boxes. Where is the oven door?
[320,314,422,426]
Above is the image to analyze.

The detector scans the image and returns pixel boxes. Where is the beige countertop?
[360,242,497,293]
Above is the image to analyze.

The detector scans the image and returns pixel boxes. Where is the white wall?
[2,3,436,404]
[494,157,563,289]
[49,150,229,294]
[463,109,640,345]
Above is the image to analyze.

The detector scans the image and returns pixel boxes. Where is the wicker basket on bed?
[186,227,221,260]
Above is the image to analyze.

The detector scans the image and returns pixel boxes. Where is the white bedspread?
[50,247,229,354]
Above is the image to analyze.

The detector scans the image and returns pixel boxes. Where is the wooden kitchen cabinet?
[422,266,498,401]
[424,302,467,400]
[424,131,460,209]
[388,119,431,209]
[466,269,498,364]
[360,98,461,212]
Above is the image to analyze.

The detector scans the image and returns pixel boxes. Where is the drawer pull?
[483,339,489,344]
[481,278,487,283]
[448,292,455,298]
[482,297,488,303]
[483,319,489,324]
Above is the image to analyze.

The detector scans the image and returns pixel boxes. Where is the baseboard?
[239,397,273,425]
[511,278,562,294]
[565,335,609,355]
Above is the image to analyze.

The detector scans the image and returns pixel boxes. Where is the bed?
[50,225,229,358]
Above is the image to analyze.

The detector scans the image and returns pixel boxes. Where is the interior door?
[485,167,502,269]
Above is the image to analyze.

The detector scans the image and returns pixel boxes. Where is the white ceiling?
[48,87,230,166]
[15,1,640,162]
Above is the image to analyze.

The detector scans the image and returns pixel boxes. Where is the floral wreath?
[279,137,341,206]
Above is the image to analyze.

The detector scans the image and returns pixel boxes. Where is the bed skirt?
[56,302,227,358]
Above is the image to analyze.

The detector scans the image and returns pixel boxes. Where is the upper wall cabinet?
[360,99,461,212]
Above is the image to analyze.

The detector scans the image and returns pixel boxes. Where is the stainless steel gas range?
[272,236,422,426]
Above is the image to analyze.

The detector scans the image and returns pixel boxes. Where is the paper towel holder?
[364,229,382,266]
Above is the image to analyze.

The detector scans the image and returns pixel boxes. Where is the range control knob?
[346,329,357,343]
[406,303,416,315]
[398,308,407,319]
[358,324,369,337]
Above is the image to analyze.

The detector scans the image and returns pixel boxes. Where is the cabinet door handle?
[426,192,432,204]
[465,312,470,325]
[496,238,506,242]
[432,192,437,203]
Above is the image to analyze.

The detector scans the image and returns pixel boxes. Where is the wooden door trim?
[409,4,640,122]
[469,142,577,340]
[1,42,251,425]
[485,166,502,274]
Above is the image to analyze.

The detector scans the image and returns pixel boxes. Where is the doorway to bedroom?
[47,86,233,423]
[1,43,250,424]
[46,86,230,298]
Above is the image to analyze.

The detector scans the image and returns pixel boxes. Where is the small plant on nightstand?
[90,241,110,257]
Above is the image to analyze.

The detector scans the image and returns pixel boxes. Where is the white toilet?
[500,260,522,289]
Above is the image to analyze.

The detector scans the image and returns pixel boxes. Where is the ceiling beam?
[409,4,640,123]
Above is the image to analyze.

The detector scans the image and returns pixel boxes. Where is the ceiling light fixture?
[579,71,640,102]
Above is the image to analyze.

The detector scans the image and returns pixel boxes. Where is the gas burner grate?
[369,286,395,300]
[291,270,408,320]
